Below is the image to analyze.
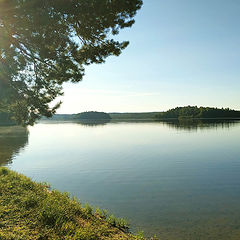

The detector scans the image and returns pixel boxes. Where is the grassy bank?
[0,167,149,240]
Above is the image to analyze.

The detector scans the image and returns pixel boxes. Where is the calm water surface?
[1,120,240,240]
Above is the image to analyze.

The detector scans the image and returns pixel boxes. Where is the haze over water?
[1,120,240,240]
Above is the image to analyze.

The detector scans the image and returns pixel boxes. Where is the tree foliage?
[75,111,111,120]
[156,106,240,119]
[0,0,142,125]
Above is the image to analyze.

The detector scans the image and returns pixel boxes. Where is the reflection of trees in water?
[0,126,29,166]
[76,119,240,129]
[76,119,111,127]
[161,119,240,131]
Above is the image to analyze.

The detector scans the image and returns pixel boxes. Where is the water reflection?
[7,120,240,239]
[40,119,240,130]
[76,119,111,127]
[40,119,111,127]
[0,126,29,165]
[161,119,240,131]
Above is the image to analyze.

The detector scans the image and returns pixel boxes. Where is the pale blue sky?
[58,0,240,113]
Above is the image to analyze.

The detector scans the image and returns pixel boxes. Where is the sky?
[58,0,240,113]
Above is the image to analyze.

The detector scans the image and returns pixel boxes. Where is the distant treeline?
[109,112,159,120]
[43,112,158,121]
[2,107,240,126]
[156,106,240,119]
[40,107,240,123]
[43,111,111,121]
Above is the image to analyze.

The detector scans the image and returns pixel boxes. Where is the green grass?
[0,167,152,240]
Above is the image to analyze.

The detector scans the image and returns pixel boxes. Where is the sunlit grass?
[0,167,150,240]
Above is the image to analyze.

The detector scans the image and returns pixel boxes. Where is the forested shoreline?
[43,107,240,122]
[155,106,240,120]
[1,107,240,126]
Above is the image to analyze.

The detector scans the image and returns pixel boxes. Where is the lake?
[1,120,240,240]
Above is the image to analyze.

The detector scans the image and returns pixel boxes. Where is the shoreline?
[0,167,150,240]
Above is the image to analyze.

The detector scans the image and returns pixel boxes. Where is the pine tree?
[0,0,142,125]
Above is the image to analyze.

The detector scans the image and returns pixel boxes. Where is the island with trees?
[3,107,240,126]
[75,111,111,120]
[155,106,240,120]
[0,0,143,126]
[0,0,239,239]
[0,0,146,239]
[40,107,240,123]
[74,111,112,125]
